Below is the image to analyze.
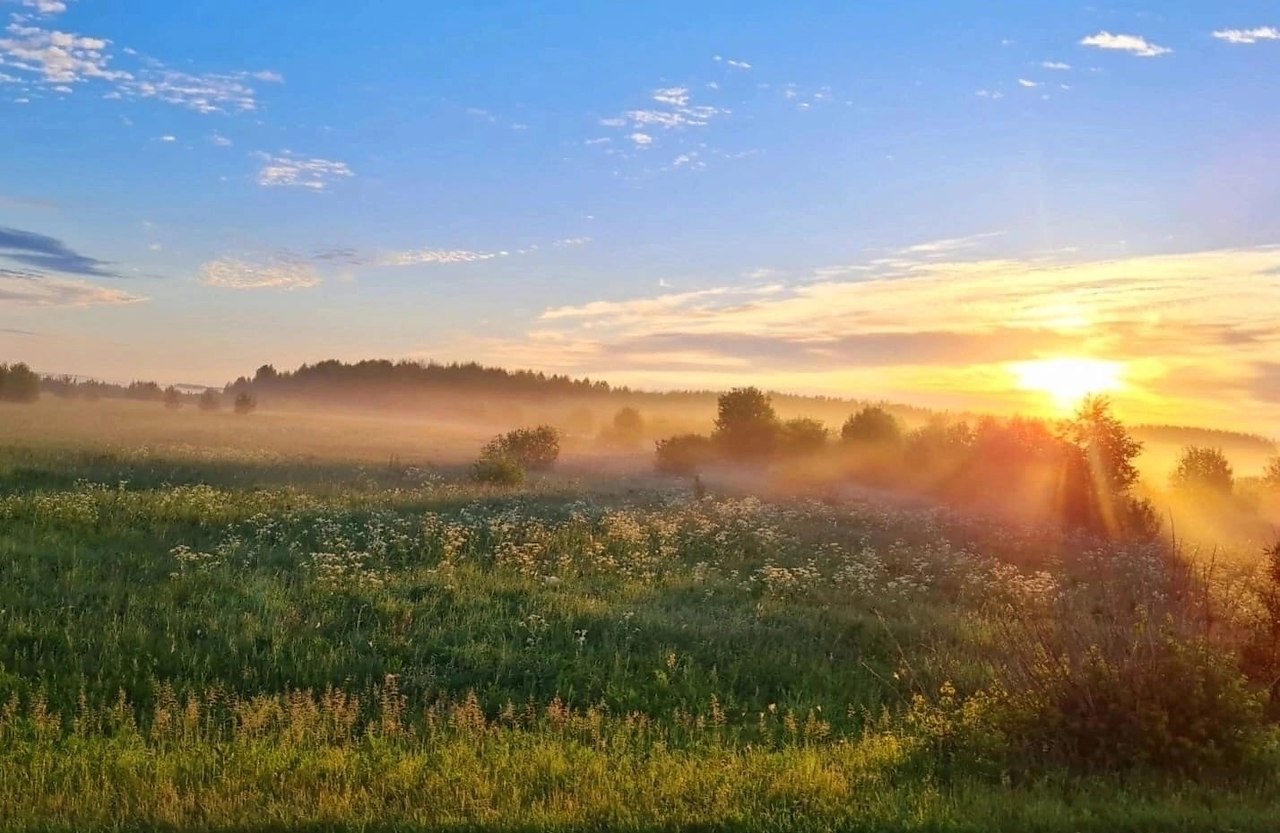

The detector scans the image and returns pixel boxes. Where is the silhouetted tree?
[0,362,40,403]
[1263,457,1280,492]
[162,386,183,409]
[779,417,828,456]
[1171,446,1234,496]
[197,389,222,412]
[841,406,902,447]
[713,387,779,460]
[233,392,257,415]
[600,406,645,449]
[655,434,716,475]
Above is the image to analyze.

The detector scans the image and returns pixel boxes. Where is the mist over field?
[4,1,1280,830]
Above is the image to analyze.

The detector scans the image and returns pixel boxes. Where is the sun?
[1011,357,1124,409]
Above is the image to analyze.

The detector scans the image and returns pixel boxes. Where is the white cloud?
[198,257,321,290]
[250,69,284,82]
[18,0,69,16]
[629,132,653,146]
[256,152,353,190]
[1017,78,1040,88]
[651,86,689,107]
[1041,61,1071,70]
[975,89,1004,99]
[0,23,129,84]
[713,55,751,69]
[1079,31,1172,57]
[158,134,176,142]
[553,236,591,248]
[1213,26,1280,45]
[0,20,280,112]
[376,248,503,267]
[211,133,232,147]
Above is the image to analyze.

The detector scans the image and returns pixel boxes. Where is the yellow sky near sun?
[425,245,1280,432]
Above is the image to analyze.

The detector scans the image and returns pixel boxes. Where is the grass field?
[0,398,1277,832]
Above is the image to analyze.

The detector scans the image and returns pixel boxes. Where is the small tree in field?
[162,386,183,409]
[1263,457,1280,492]
[0,362,40,403]
[197,389,221,412]
[841,405,902,447]
[1171,446,1234,496]
[233,392,257,415]
[779,417,828,456]
[713,387,779,461]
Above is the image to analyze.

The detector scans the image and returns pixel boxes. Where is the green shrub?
[992,624,1265,774]
[654,433,716,475]
[483,426,560,470]
[472,455,525,486]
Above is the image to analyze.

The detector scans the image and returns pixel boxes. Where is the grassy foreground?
[0,400,1276,831]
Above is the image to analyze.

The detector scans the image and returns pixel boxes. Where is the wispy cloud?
[435,247,1280,429]
[1213,26,1280,45]
[198,257,321,290]
[0,226,118,277]
[0,268,143,306]
[1017,78,1040,88]
[1079,31,1172,57]
[1041,60,1071,70]
[256,152,353,190]
[629,132,653,147]
[376,248,504,267]
[713,55,751,70]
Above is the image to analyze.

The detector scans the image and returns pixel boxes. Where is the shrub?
[472,455,525,486]
[987,616,1265,775]
[713,387,779,461]
[233,393,257,415]
[1171,446,1234,496]
[1242,541,1280,718]
[483,426,560,470]
[654,433,716,475]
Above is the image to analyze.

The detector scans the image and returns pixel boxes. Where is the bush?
[983,613,1265,775]
[483,426,560,471]
[1242,541,1280,718]
[1171,446,1234,496]
[472,455,525,486]
[599,406,645,449]
[654,433,716,475]
[233,393,257,415]
[0,362,40,403]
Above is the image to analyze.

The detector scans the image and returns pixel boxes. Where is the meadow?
[0,398,1277,832]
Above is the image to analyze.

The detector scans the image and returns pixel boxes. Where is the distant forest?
[33,357,1278,452]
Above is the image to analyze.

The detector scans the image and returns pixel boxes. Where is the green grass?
[0,399,1276,831]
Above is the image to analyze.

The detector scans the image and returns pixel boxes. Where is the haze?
[1,1,1279,433]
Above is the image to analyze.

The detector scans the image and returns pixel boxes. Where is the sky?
[1,0,1279,432]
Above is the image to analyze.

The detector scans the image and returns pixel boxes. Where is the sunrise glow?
[1011,358,1125,409]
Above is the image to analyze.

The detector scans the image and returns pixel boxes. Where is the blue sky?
[2,0,1279,429]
